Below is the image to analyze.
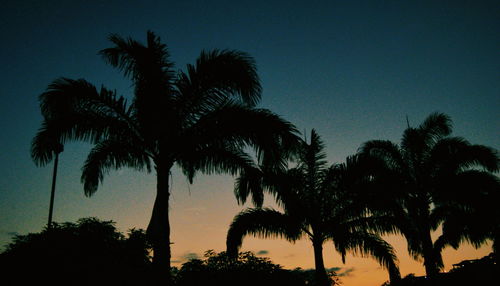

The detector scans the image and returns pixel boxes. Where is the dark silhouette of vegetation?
[358,112,500,278]
[0,218,152,286]
[1,219,343,286]
[381,253,499,286]
[437,174,500,256]
[173,250,338,286]
[227,130,400,286]
[31,31,299,284]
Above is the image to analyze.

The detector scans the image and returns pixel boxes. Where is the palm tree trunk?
[47,151,60,229]
[148,161,172,285]
[312,238,330,286]
[47,143,63,229]
[388,263,401,283]
[422,231,439,278]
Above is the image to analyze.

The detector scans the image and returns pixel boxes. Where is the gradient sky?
[1,1,499,285]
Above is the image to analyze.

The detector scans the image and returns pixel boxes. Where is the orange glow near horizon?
[158,174,494,286]
[169,230,491,286]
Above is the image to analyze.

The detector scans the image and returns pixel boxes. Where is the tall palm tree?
[227,130,400,286]
[358,112,499,277]
[31,31,299,283]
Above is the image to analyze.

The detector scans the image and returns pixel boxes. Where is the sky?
[1,0,499,285]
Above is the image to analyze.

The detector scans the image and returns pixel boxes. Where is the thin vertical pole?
[47,151,60,229]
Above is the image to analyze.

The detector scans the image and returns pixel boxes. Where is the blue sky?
[1,1,498,285]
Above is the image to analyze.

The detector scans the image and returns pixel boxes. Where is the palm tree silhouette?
[31,31,299,284]
[227,130,400,286]
[358,112,499,277]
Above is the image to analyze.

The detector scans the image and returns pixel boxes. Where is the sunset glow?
[1,1,498,285]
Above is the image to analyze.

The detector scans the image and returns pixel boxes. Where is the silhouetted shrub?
[173,250,325,286]
[0,217,153,286]
[382,253,499,286]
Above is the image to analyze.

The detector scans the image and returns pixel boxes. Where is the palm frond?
[40,77,134,132]
[186,102,300,169]
[400,113,452,164]
[331,230,399,276]
[234,165,264,206]
[31,112,128,166]
[268,168,306,213]
[234,161,304,210]
[305,129,327,166]
[436,170,500,204]
[81,138,151,196]
[226,208,303,257]
[40,78,129,120]
[436,176,499,252]
[401,127,427,163]
[418,112,452,141]
[100,31,174,83]
[335,215,402,237]
[40,77,94,119]
[358,140,405,171]
[430,137,499,176]
[176,49,261,110]
[436,213,491,254]
[176,144,254,185]
[298,129,328,191]
[31,120,63,166]
[325,154,386,194]
[463,144,499,172]
[428,204,452,231]
[436,214,473,251]
[32,78,139,166]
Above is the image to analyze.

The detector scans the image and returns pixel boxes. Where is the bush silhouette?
[382,253,499,286]
[174,250,334,286]
[0,218,153,286]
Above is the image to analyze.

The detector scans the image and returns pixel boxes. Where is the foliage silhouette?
[358,112,499,277]
[227,129,401,286]
[174,250,328,286]
[0,217,153,286]
[381,253,499,286]
[31,31,299,283]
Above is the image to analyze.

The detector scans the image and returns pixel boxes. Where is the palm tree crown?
[31,31,299,284]
[227,130,400,286]
[358,112,499,277]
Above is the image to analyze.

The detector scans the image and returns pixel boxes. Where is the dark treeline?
[0,218,153,285]
[0,218,337,286]
[1,217,497,286]
[384,253,498,286]
[21,31,500,286]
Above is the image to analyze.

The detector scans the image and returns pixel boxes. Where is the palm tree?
[227,130,400,286]
[31,31,299,284]
[358,112,499,277]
